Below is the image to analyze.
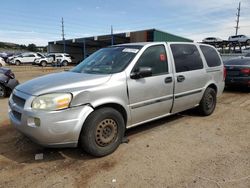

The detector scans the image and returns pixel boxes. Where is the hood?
[16,71,111,96]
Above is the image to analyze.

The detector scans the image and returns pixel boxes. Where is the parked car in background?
[9,52,45,65]
[9,42,225,157]
[34,53,72,67]
[0,67,19,97]
[0,52,8,62]
[242,47,250,54]
[224,57,250,88]
[245,53,250,57]
[228,35,250,44]
[6,53,21,64]
[0,57,6,67]
[202,37,223,43]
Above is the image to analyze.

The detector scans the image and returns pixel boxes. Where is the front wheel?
[80,107,125,157]
[198,87,216,116]
[62,60,68,66]
[40,61,47,67]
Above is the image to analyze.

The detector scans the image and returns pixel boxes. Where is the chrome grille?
[12,94,26,108]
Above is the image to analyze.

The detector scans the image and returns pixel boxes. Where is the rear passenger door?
[127,44,174,125]
[170,44,208,113]
[24,54,36,63]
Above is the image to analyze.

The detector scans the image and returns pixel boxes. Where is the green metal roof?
[152,29,193,42]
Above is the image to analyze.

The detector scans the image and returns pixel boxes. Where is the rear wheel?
[80,107,125,157]
[0,84,7,98]
[15,60,21,66]
[198,87,216,116]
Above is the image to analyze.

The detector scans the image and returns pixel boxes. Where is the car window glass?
[170,44,203,72]
[200,45,221,67]
[133,45,168,76]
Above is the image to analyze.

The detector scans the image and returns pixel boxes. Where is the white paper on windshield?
[122,48,139,53]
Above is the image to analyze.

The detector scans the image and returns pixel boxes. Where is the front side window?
[170,44,203,73]
[200,45,221,67]
[71,46,142,74]
[132,45,168,76]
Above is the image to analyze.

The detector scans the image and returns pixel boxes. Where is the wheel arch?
[207,83,218,94]
[94,103,128,126]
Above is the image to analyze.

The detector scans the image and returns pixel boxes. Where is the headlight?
[32,93,72,111]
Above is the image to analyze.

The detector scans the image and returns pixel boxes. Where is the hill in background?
[0,42,46,53]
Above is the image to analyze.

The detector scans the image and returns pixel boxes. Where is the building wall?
[153,30,193,42]
[130,31,147,42]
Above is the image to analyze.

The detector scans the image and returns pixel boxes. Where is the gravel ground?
[0,66,249,188]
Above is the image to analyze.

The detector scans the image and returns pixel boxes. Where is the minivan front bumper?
[8,89,93,147]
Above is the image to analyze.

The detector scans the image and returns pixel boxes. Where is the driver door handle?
[165,77,173,83]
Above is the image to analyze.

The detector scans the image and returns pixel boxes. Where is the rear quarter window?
[170,44,203,73]
[200,45,221,67]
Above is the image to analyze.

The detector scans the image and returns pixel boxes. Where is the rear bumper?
[225,77,250,87]
[6,79,19,90]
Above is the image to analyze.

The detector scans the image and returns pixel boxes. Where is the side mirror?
[130,67,152,79]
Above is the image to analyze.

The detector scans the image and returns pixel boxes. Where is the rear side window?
[200,45,221,67]
[170,44,203,73]
[134,45,168,76]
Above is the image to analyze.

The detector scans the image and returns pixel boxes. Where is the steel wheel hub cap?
[95,119,118,147]
[206,94,214,109]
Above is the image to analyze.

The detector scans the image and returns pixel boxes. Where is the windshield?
[71,46,141,74]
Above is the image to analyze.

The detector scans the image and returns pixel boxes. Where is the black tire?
[246,39,250,45]
[0,63,2,67]
[80,107,125,157]
[40,61,47,67]
[62,60,68,66]
[198,87,216,116]
[15,60,21,66]
[0,84,7,98]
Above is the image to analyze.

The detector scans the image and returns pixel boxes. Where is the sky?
[0,0,250,46]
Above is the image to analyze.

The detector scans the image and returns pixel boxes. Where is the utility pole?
[235,2,241,35]
[111,25,114,45]
[62,17,66,53]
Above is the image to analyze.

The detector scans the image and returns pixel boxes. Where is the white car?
[228,35,250,43]
[202,37,223,43]
[10,52,44,65]
[0,57,6,67]
[34,53,72,67]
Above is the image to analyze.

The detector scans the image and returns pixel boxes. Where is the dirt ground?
[0,66,249,188]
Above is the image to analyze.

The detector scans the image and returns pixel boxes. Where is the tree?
[27,43,37,52]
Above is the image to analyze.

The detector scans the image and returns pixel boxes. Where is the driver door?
[127,44,174,126]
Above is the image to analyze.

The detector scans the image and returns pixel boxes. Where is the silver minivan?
[9,42,225,156]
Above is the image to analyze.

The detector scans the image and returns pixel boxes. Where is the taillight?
[240,68,250,75]
[5,70,15,79]
[223,66,227,80]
